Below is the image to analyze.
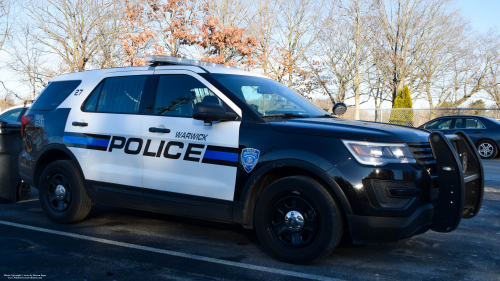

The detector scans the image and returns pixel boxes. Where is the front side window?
[425,119,453,130]
[154,75,225,117]
[0,108,23,122]
[211,74,326,118]
[85,76,147,114]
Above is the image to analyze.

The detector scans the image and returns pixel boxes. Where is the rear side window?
[464,118,485,129]
[84,76,147,114]
[31,80,81,110]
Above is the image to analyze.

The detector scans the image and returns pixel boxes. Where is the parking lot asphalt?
[1,160,499,281]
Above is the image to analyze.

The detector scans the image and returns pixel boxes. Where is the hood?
[269,118,430,143]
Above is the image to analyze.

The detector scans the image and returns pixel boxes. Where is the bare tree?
[317,0,372,118]
[24,0,119,72]
[484,64,500,108]
[413,2,468,109]
[6,24,57,100]
[247,0,280,75]
[449,32,500,107]
[208,0,250,29]
[370,0,460,104]
[268,0,327,88]
[0,0,12,53]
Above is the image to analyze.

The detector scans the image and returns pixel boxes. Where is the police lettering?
[108,136,205,162]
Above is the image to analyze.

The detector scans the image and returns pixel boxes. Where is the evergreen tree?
[390,86,414,126]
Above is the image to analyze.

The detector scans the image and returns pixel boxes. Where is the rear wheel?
[254,176,343,264]
[476,140,497,159]
[39,160,92,223]
[17,181,31,201]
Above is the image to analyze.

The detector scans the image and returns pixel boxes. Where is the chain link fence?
[337,108,500,127]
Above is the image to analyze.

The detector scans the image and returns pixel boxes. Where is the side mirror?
[332,103,347,116]
[193,102,238,126]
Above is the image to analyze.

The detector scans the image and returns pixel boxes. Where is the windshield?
[211,74,327,118]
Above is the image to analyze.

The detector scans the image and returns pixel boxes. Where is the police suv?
[19,56,484,264]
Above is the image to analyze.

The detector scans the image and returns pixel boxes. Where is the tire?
[17,181,31,201]
[476,140,498,159]
[254,176,343,264]
[38,160,92,223]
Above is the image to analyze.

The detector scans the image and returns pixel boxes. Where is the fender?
[234,159,353,227]
[32,144,87,192]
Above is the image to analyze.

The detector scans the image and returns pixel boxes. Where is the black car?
[419,115,500,159]
[0,106,30,124]
[0,105,32,201]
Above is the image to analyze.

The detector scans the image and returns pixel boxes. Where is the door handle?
[72,121,88,127]
[474,131,482,133]
[149,127,171,133]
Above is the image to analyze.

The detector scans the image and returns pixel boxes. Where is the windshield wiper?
[313,114,335,118]
[261,113,309,119]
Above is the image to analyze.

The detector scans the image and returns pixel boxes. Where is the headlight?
[341,140,416,166]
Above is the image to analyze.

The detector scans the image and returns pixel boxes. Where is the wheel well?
[475,138,497,147]
[243,166,348,230]
[34,149,72,188]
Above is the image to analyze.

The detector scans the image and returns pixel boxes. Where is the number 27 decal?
[74,89,84,96]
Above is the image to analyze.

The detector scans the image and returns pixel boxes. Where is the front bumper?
[341,131,484,243]
[348,204,434,243]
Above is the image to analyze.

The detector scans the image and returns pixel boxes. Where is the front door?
[141,71,242,206]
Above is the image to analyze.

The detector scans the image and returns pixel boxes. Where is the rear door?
[141,70,241,218]
[453,118,485,142]
[65,72,152,197]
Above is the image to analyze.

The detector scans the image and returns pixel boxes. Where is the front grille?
[408,143,437,175]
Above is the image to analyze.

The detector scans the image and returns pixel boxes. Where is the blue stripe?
[63,136,110,147]
[203,150,238,162]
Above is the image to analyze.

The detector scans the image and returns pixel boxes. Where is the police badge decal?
[241,148,260,173]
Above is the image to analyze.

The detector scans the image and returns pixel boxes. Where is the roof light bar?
[145,55,238,69]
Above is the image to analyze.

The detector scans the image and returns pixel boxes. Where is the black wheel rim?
[267,194,319,249]
[46,173,72,212]
[20,183,31,200]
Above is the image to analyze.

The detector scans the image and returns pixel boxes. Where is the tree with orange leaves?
[122,0,158,66]
[196,2,257,67]
[146,0,199,57]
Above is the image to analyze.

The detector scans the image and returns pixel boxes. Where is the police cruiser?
[19,56,484,264]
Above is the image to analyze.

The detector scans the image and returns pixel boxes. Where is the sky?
[457,0,500,32]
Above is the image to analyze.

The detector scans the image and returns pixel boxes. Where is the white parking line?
[0,220,342,281]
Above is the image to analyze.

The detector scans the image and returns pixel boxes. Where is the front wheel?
[254,176,343,264]
[38,160,92,223]
[476,140,498,159]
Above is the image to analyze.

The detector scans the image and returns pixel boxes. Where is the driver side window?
[426,118,453,130]
[154,75,225,117]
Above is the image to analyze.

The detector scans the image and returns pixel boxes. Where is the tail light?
[21,115,33,137]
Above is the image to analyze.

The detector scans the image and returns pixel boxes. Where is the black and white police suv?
[19,56,484,264]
